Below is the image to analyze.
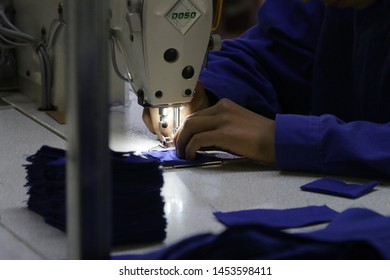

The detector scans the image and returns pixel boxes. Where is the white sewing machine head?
[111,0,220,108]
[7,0,221,143]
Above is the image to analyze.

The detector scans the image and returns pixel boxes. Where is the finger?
[142,108,156,134]
[179,104,215,121]
[174,115,218,158]
[184,130,223,160]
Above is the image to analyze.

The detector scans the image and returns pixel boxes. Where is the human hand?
[174,98,276,165]
[142,82,211,143]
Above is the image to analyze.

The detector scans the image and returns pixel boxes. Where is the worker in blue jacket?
[144,0,390,178]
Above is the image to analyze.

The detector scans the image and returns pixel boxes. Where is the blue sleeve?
[199,0,324,119]
[276,1,390,179]
[276,114,390,178]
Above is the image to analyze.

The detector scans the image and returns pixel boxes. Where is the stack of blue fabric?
[23,145,166,246]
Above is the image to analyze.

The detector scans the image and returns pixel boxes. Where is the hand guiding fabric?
[174,98,276,165]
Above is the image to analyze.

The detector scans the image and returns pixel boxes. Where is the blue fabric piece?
[301,208,390,259]
[114,208,389,260]
[213,205,339,229]
[199,0,390,178]
[24,145,167,246]
[142,149,219,167]
[300,178,379,198]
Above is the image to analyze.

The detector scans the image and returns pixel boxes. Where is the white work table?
[1,92,390,260]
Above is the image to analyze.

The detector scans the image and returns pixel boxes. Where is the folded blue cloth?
[300,178,379,198]
[24,145,167,246]
[114,208,390,260]
[214,205,339,229]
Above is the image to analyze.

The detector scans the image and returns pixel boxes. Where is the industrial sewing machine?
[111,0,222,144]
[0,0,223,259]
[1,0,222,143]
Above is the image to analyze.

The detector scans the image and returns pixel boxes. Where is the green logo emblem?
[166,0,202,35]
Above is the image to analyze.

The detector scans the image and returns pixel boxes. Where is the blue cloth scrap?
[300,178,379,199]
[301,208,390,259]
[142,149,220,167]
[214,205,339,229]
[114,208,390,260]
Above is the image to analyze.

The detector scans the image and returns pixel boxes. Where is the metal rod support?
[65,0,111,259]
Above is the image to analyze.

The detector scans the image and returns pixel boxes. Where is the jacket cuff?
[275,114,322,172]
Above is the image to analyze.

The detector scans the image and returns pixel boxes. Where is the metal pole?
[65,0,111,259]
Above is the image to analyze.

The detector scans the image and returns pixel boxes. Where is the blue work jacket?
[199,0,390,178]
